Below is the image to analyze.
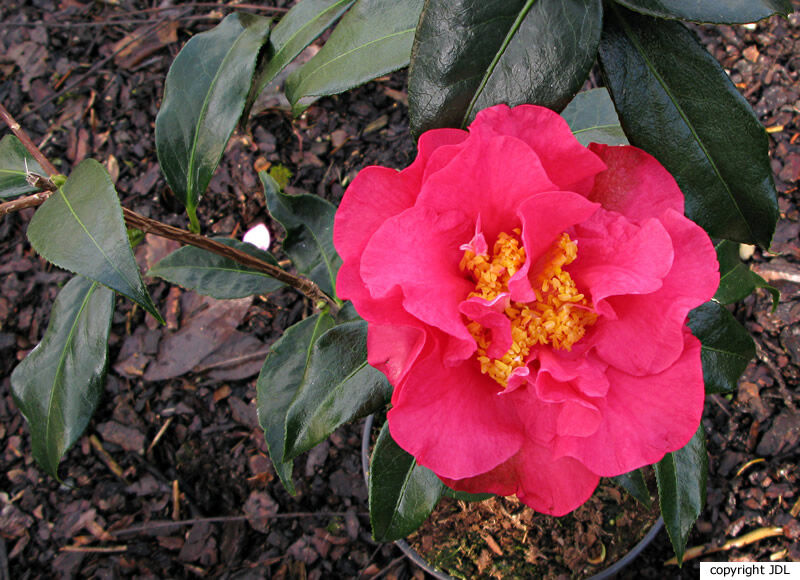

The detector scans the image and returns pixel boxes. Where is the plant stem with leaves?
[0,103,338,313]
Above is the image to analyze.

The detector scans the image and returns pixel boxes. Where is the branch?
[0,190,53,216]
[1,104,339,313]
[122,208,338,311]
[664,526,786,565]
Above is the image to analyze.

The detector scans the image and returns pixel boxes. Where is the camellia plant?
[1,0,790,571]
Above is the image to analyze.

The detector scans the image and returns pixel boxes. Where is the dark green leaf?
[613,469,651,507]
[612,0,793,24]
[248,0,356,117]
[260,171,341,297]
[10,276,114,478]
[714,240,779,309]
[335,301,363,323]
[256,313,336,494]
[599,6,779,248]
[408,0,603,135]
[155,13,271,229]
[27,159,163,322]
[284,320,392,460]
[0,134,46,198]
[369,420,443,541]
[655,424,707,566]
[285,0,424,115]
[148,237,286,299]
[688,301,755,394]
[561,88,628,147]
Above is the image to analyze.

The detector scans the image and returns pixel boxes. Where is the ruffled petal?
[442,441,600,516]
[416,135,557,244]
[360,206,475,350]
[367,323,426,386]
[590,209,719,375]
[470,104,607,194]
[555,331,705,476]
[389,348,524,480]
[535,348,610,399]
[334,128,467,301]
[459,294,512,359]
[511,192,600,302]
[587,144,684,223]
[334,166,418,264]
[570,210,674,304]
[405,127,469,185]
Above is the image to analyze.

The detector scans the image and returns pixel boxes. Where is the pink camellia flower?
[333,104,719,516]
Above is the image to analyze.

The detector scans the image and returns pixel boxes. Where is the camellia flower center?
[460,230,597,387]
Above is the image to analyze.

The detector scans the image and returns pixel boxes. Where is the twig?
[97,2,289,18]
[664,526,785,565]
[146,417,173,455]
[122,208,338,312]
[363,555,407,580]
[60,545,128,553]
[172,480,181,521]
[0,104,339,313]
[193,348,270,373]
[0,190,54,217]
[112,512,367,536]
[89,435,126,480]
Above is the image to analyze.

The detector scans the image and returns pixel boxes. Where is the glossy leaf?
[285,0,424,115]
[257,313,336,494]
[562,88,628,147]
[613,469,651,507]
[27,159,163,322]
[155,13,271,229]
[409,0,603,135]
[260,171,341,297]
[10,276,114,478]
[284,320,392,460]
[0,134,46,198]
[612,0,793,24]
[599,6,779,248]
[688,301,755,394]
[369,420,443,542]
[655,425,707,566]
[148,237,286,299]
[248,0,356,116]
[714,240,778,308]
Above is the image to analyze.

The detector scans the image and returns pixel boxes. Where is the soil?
[1,1,799,579]
[407,480,660,579]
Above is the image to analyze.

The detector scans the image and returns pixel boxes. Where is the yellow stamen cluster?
[461,230,597,387]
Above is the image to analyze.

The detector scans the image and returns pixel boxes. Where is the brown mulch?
[1,1,799,578]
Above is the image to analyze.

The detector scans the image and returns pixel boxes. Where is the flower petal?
[416,135,557,244]
[442,441,600,516]
[587,144,684,223]
[360,206,475,349]
[389,349,524,480]
[367,323,426,386]
[570,210,674,305]
[459,294,512,359]
[334,127,467,266]
[555,331,705,476]
[590,209,719,375]
[471,104,607,193]
[510,192,600,302]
